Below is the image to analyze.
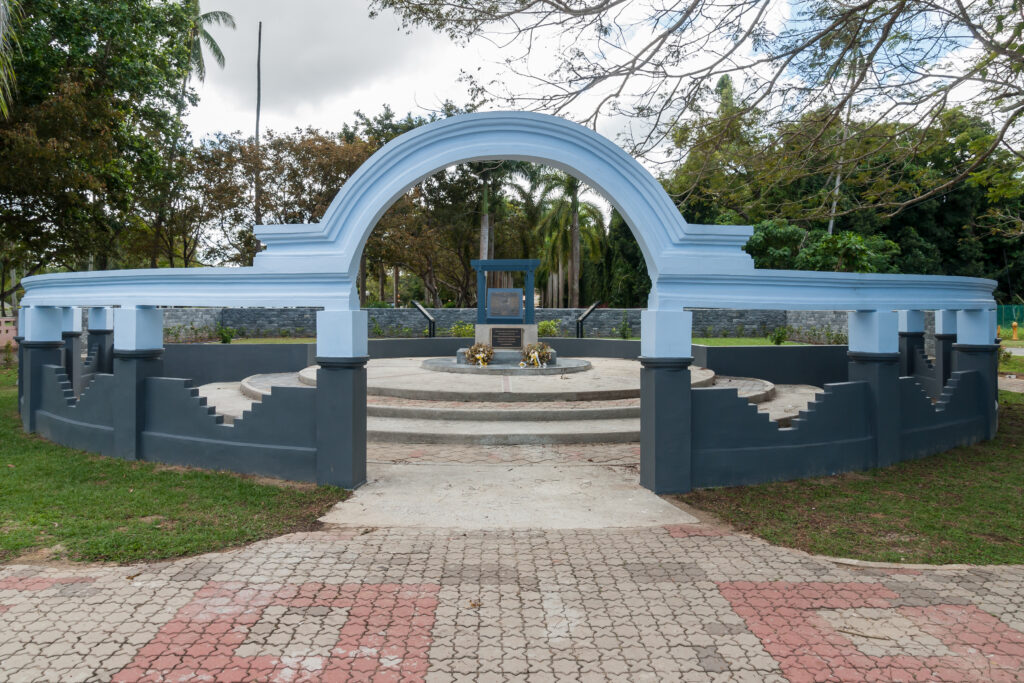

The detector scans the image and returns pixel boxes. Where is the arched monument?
[16,112,999,492]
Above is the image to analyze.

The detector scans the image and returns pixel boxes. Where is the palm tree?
[537,171,605,308]
[0,0,20,118]
[541,171,585,307]
[505,162,555,259]
[186,6,236,83]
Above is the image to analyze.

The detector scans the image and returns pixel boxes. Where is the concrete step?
[367,401,640,421]
[367,415,640,445]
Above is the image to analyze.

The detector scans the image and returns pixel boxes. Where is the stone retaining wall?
[75,306,937,353]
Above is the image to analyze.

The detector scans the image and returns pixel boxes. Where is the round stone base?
[421,357,593,375]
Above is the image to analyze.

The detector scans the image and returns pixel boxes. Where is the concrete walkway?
[2,445,1024,682]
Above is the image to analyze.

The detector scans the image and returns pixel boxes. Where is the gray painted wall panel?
[141,378,318,480]
[162,343,315,385]
[693,344,849,386]
[691,382,875,487]
[34,366,116,455]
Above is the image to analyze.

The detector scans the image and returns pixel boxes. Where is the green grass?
[0,366,346,565]
[679,391,1024,565]
[233,337,316,344]
[693,337,803,346]
[1000,352,1024,375]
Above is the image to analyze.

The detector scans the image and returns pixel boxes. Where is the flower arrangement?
[520,342,553,368]
[465,342,494,367]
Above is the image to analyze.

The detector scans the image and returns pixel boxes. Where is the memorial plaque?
[487,289,524,320]
[491,327,523,349]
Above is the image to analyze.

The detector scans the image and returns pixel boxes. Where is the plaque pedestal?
[475,323,538,351]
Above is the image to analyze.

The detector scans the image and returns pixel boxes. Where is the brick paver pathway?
[2,521,1024,681]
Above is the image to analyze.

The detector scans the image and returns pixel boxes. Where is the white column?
[848,310,898,354]
[113,306,163,351]
[640,309,692,358]
[956,309,994,346]
[21,306,62,342]
[87,306,114,330]
[897,309,924,333]
[935,309,958,336]
[61,306,82,334]
[316,309,368,358]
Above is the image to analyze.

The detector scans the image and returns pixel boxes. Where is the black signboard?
[491,327,523,349]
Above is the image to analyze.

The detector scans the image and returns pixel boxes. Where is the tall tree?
[372,0,1024,222]
[146,1,235,267]
[0,0,193,304]
[0,0,18,118]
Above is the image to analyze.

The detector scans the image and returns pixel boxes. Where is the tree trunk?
[378,266,385,302]
[359,253,367,307]
[570,206,580,308]
[557,260,564,308]
[254,21,264,225]
[392,265,400,306]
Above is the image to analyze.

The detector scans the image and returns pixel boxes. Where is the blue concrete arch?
[253,111,754,295]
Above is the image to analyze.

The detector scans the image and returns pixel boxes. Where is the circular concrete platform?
[211,358,813,444]
[420,357,593,375]
[286,357,715,402]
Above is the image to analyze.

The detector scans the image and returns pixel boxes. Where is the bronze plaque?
[487,289,523,319]
[491,327,523,349]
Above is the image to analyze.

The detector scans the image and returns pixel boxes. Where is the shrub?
[1,341,13,368]
[216,324,237,344]
[766,326,790,345]
[538,319,561,337]
[448,321,475,337]
[613,312,633,339]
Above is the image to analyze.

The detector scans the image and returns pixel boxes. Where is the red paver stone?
[720,580,1024,681]
[113,581,440,683]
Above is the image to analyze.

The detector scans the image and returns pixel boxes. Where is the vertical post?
[847,310,900,468]
[14,306,24,416]
[476,267,487,324]
[19,306,65,432]
[314,309,369,488]
[897,309,925,377]
[61,307,83,397]
[954,308,999,439]
[112,306,164,460]
[934,309,957,388]
[86,307,115,374]
[639,308,693,493]
[525,267,535,325]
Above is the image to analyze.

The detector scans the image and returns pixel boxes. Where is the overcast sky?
[186,0,496,139]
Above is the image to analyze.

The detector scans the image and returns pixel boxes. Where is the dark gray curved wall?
[22,337,997,492]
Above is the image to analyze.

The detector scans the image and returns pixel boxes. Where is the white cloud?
[186,0,487,137]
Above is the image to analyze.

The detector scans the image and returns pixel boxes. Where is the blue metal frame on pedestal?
[471,259,539,324]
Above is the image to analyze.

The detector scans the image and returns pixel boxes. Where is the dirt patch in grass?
[678,391,1024,565]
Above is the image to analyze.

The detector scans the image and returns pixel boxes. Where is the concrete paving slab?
[319,462,697,529]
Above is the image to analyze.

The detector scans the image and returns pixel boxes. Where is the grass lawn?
[233,337,316,344]
[0,366,347,565]
[693,337,802,346]
[1000,352,1024,375]
[679,390,1024,565]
